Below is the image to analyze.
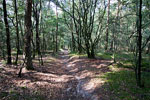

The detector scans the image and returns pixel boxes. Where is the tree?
[137,0,142,87]
[24,0,33,70]
[3,0,12,64]
[33,0,43,65]
[55,2,58,52]
[105,0,111,51]
[14,0,20,65]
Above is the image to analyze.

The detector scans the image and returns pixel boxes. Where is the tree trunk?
[19,19,24,49]
[137,0,142,87]
[14,0,20,65]
[55,4,58,52]
[90,46,95,58]
[3,0,12,64]
[53,34,55,52]
[86,43,95,59]
[31,37,36,59]
[71,31,76,52]
[35,12,40,55]
[33,1,41,56]
[105,0,110,51]
[71,18,75,52]
[24,0,33,70]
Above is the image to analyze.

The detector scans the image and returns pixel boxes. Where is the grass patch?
[96,52,150,100]
[97,52,113,60]
[114,60,133,69]
[101,70,150,100]
[69,52,87,57]
[115,52,133,61]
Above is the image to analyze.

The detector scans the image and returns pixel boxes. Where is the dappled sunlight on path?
[0,50,113,100]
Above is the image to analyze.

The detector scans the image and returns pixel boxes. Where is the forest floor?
[0,50,150,100]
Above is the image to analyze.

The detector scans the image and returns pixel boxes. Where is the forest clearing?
[0,0,150,100]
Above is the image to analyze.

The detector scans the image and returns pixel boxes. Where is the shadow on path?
[0,50,112,100]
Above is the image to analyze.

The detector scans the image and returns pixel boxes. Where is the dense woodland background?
[0,0,150,100]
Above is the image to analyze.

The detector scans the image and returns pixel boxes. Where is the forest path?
[0,50,112,100]
[56,50,112,100]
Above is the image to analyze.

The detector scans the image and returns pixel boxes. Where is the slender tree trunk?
[19,19,24,49]
[69,0,75,52]
[42,32,46,54]
[113,23,116,63]
[105,0,110,51]
[137,0,142,87]
[110,40,113,52]
[33,0,41,57]
[113,0,120,63]
[71,31,75,51]
[55,4,58,52]
[14,0,20,65]
[24,0,33,70]
[53,34,55,52]
[71,19,75,51]
[72,0,82,54]
[79,32,82,54]
[3,0,12,64]
[31,36,36,59]
[90,46,95,58]
[34,4,43,65]
[35,11,40,55]
[135,0,139,83]
[0,29,6,60]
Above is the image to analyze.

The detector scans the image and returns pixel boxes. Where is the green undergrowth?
[100,69,150,100]
[97,52,133,60]
[116,59,150,71]
[69,51,87,57]
[97,52,150,71]
[96,52,150,99]
[97,52,113,60]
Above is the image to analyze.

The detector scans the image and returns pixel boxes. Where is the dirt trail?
[58,50,112,100]
[0,50,112,100]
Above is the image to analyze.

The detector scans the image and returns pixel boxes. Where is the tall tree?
[105,0,111,51]
[14,0,20,64]
[72,0,82,54]
[33,0,43,65]
[3,0,12,64]
[137,0,142,87]
[55,0,107,57]
[33,0,40,54]
[55,3,58,52]
[24,0,33,70]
